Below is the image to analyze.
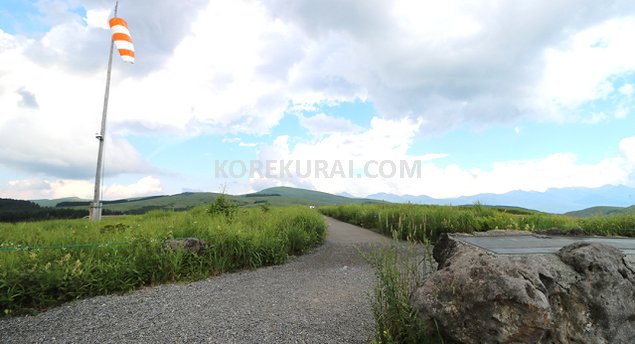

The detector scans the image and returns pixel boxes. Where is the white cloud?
[102,176,163,199]
[4,0,635,199]
[541,17,635,115]
[239,142,258,147]
[299,113,361,136]
[583,112,608,124]
[247,122,635,198]
[619,83,634,96]
[263,0,635,132]
[620,136,635,162]
[221,137,258,147]
[84,9,110,30]
[0,175,163,200]
[615,106,629,119]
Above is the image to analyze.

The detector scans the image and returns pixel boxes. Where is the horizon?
[5,183,633,215]
[8,183,632,202]
[2,1,635,201]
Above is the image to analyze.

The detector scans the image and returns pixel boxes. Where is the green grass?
[320,203,635,242]
[328,204,635,343]
[48,187,384,214]
[365,239,440,344]
[0,206,326,316]
[566,205,635,218]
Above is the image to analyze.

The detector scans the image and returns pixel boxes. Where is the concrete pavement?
[453,233,635,255]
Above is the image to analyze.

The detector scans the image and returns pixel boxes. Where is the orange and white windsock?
[109,17,135,64]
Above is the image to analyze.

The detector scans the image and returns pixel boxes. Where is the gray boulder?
[163,238,206,256]
[411,232,635,344]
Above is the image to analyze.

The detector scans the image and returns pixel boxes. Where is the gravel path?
[1,217,389,344]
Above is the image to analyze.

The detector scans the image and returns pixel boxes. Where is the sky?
[1,0,635,200]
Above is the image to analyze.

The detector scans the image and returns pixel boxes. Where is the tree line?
[0,199,119,222]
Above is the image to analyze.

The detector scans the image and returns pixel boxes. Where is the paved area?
[454,233,635,255]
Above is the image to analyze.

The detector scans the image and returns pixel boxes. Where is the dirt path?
[1,217,389,344]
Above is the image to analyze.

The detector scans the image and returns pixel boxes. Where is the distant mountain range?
[18,185,635,217]
[368,185,635,214]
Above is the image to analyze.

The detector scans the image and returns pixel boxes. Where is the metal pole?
[90,1,119,221]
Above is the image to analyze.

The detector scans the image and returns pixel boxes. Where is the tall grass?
[323,204,635,343]
[0,206,326,316]
[320,203,635,241]
[365,237,439,344]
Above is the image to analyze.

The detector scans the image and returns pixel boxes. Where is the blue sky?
[1,0,635,200]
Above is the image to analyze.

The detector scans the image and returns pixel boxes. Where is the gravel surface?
[0,217,389,344]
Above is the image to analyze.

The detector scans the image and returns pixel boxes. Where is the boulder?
[163,238,206,256]
[411,232,635,344]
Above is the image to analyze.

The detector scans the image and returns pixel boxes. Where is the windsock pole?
[90,1,118,221]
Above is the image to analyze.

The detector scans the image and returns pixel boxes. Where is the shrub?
[207,194,239,220]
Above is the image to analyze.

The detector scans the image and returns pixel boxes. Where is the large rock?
[163,238,206,256]
[411,232,635,344]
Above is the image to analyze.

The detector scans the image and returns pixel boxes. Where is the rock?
[163,238,206,256]
[411,232,635,344]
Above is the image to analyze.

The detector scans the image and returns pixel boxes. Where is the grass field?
[0,204,326,316]
[319,203,635,242]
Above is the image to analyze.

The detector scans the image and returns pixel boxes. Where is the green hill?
[565,205,635,218]
[53,193,221,214]
[243,186,383,206]
[32,197,88,207]
[43,187,383,214]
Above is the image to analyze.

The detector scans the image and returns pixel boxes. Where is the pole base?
[89,202,102,221]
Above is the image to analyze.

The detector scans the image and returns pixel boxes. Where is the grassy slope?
[566,205,635,218]
[31,197,88,208]
[1,206,327,315]
[45,187,383,214]
[247,186,383,206]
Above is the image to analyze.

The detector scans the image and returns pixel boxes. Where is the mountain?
[368,185,635,214]
[245,186,383,206]
[369,193,441,204]
[566,205,635,218]
[29,186,383,214]
[32,197,88,207]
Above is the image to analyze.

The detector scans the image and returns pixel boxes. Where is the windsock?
[109,17,135,64]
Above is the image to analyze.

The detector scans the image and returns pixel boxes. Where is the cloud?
[246,121,635,198]
[263,0,635,132]
[619,83,634,96]
[249,117,447,195]
[540,16,635,119]
[299,113,360,136]
[22,0,208,75]
[0,175,163,200]
[583,112,608,124]
[620,136,635,162]
[0,111,156,178]
[4,0,635,198]
[103,175,163,199]
[221,137,258,147]
[7,0,635,145]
